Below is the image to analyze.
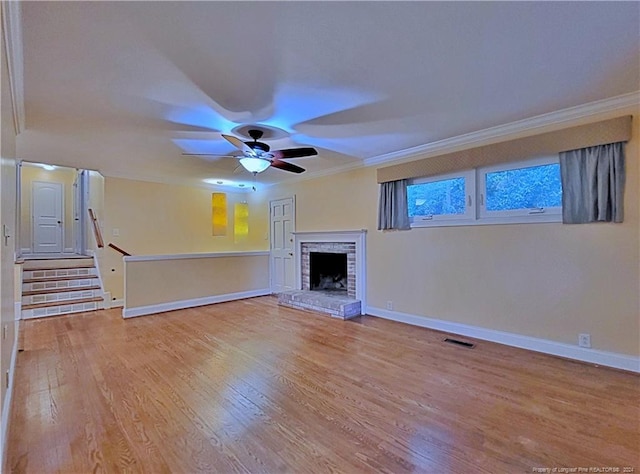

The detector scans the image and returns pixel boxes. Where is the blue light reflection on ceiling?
[264,84,380,134]
[167,83,382,155]
[166,105,236,134]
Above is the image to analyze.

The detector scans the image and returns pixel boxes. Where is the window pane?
[485,164,562,211]
[408,177,466,217]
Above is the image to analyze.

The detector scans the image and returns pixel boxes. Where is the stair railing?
[108,243,131,257]
[88,208,104,248]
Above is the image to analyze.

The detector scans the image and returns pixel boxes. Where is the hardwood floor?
[6,296,639,473]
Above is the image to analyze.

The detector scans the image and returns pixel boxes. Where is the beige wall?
[20,164,76,252]
[104,177,269,300]
[125,254,269,310]
[1,9,18,459]
[260,107,640,357]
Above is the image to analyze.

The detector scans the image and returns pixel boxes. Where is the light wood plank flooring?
[6,296,639,473]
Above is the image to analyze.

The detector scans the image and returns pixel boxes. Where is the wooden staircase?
[21,257,104,319]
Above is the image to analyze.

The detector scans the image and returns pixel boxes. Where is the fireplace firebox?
[310,252,347,293]
[301,241,356,298]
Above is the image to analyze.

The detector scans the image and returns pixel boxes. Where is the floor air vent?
[444,338,475,348]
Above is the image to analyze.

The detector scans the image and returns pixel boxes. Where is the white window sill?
[410,214,561,228]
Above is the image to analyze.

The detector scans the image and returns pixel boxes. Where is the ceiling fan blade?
[271,147,318,160]
[222,134,254,155]
[270,159,305,174]
[181,153,240,157]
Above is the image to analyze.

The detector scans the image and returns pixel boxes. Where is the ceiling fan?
[183,129,318,174]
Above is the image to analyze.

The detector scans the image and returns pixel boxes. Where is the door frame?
[31,180,64,254]
[73,170,89,255]
[269,195,296,293]
[17,162,92,257]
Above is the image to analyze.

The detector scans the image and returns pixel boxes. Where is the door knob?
[57,221,61,224]
[288,252,293,256]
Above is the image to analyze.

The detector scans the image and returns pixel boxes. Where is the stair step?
[25,264,95,272]
[22,288,102,306]
[22,296,103,311]
[23,285,101,296]
[23,268,97,281]
[23,255,89,259]
[23,274,99,284]
[23,277,100,293]
[23,258,94,270]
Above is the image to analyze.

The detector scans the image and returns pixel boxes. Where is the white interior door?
[270,197,296,293]
[32,181,63,253]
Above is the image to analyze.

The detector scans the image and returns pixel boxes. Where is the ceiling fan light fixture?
[239,157,270,174]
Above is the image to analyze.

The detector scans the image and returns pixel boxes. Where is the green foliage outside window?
[407,162,563,220]
[407,177,465,217]
[485,164,562,211]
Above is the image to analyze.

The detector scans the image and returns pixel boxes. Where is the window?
[409,157,562,227]
[479,157,562,219]
[408,170,475,224]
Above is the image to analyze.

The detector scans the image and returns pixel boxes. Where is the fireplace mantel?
[293,230,367,313]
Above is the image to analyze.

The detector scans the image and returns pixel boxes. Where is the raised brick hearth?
[278,291,361,319]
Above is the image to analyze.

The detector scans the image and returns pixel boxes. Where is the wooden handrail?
[108,243,131,257]
[88,208,104,248]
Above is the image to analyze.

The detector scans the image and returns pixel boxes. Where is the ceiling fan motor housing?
[247,141,270,153]
[247,129,270,152]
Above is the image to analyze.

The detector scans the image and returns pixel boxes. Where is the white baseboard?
[366,306,640,373]
[122,288,272,319]
[14,302,21,321]
[111,298,124,308]
[100,291,111,309]
[1,321,19,470]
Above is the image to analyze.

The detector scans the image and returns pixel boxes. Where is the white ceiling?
[13,1,640,190]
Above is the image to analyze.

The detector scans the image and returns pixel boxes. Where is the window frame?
[478,156,562,222]
[408,156,562,228]
[408,170,475,227]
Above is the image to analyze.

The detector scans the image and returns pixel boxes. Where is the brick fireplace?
[301,242,356,298]
[282,230,367,317]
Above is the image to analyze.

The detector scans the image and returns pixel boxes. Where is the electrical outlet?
[386,301,393,310]
[112,228,120,236]
[578,333,591,348]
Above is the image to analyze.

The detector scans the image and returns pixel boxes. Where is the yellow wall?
[261,107,640,357]
[1,9,18,457]
[20,164,77,252]
[125,254,269,310]
[103,177,269,300]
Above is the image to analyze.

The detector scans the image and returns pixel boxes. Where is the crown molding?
[1,0,25,134]
[364,91,640,168]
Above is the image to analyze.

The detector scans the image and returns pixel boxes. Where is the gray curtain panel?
[377,179,411,230]
[559,142,625,224]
